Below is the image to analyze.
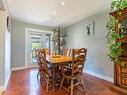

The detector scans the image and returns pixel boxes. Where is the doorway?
[25,28,53,68]
[30,34,42,64]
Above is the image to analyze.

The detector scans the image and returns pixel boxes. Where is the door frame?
[25,28,53,68]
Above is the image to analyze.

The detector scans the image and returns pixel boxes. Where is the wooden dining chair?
[63,48,68,56]
[40,55,53,92]
[44,48,50,55]
[63,48,72,56]
[60,48,87,95]
[37,48,53,92]
[57,48,71,75]
[36,49,46,79]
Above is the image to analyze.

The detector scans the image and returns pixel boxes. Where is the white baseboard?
[11,66,37,71]
[25,65,37,69]
[4,71,11,90]
[11,66,27,71]
[85,70,114,83]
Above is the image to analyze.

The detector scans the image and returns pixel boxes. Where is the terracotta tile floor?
[3,68,119,95]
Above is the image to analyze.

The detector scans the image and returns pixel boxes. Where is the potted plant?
[106,0,127,62]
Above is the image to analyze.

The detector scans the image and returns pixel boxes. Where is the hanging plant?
[106,0,127,62]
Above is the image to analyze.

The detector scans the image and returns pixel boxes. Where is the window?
[45,33,51,50]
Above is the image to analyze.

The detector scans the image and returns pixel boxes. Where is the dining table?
[46,55,72,89]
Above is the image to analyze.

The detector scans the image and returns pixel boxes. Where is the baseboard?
[4,71,11,90]
[25,65,37,69]
[85,70,114,83]
[11,66,27,71]
[11,66,37,71]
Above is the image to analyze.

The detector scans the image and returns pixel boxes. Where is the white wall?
[64,10,114,79]
[0,10,5,87]
[0,9,11,90]
[5,22,11,87]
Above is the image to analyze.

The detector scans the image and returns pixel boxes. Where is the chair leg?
[71,79,73,95]
[80,77,86,91]
[60,76,64,88]
[40,75,43,85]
[46,78,49,92]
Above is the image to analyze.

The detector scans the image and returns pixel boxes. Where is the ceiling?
[0,0,4,10]
[4,0,110,27]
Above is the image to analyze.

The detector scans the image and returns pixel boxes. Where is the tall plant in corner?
[106,0,127,62]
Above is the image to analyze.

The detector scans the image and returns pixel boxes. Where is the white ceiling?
[4,0,110,27]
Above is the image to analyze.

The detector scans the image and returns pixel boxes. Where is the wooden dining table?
[46,55,72,89]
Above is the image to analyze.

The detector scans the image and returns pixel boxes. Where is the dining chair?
[36,49,46,79]
[40,55,53,92]
[37,48,53,92]
[60,48,87,95]
[63,48,68,56]
[57,48,71,75]
[44,48,50,55]
[63,48,72,56]
[39,48,46,58]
